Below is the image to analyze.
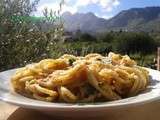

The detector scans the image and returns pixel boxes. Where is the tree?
[113,32,157,65]
[0,0,41,71]
[79,33,97,42]
[100,32,115,43]
[0,0,67,71]
[114,32,157,54]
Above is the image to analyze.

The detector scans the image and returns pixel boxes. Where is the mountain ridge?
[62,6,160,33]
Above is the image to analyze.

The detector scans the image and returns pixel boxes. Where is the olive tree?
[0,0,67,71]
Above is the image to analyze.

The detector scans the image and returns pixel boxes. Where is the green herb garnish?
[68,58,76,66]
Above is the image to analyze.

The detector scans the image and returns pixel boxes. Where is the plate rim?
[0,68,160,110]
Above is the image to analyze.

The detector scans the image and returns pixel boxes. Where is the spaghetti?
[11,52,149,103]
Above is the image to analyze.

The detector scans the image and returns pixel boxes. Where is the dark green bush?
[113,32,157,55]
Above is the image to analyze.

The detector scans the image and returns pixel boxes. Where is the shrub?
[113,32,157,55]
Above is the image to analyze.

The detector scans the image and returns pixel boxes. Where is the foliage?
[130,53,157,69]
[49,41,112,56]
[98,32,115,43]
[78,33,97,42]
[0,0,64,71]
[113,32,157,55]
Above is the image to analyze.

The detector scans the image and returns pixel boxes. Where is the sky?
[34,0,160,19]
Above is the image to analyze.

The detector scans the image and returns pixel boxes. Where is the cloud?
[35,0,120,16]
[62,5,78,14]
[74,0,120,12]
[94,13,113,19]
[36,0,78,16]
[102,15,114,19]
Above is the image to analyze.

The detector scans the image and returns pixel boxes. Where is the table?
[1,100,160,120]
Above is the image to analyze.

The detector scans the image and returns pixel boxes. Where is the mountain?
[62,7,160,33]
[106,6,160,32]
[62,12,108,33]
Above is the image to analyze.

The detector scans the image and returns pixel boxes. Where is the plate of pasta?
[0,52,160,117]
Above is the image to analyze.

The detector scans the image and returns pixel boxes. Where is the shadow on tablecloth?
[7,108,107,120]
[7,100,160,120]
[7,108,53,120]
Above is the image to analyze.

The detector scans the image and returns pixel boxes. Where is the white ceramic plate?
[0,68,160,117]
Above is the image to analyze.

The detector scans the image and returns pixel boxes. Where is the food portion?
[11,52,149,103]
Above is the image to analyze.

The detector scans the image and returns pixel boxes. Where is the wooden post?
[158,47,160,71]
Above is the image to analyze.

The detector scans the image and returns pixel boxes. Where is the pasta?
[11,52,149,103]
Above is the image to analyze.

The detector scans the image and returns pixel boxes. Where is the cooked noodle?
[11,52,149,103]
